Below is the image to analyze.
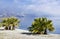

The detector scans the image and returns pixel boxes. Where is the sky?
[0,0,60,33]
[0,0,60,17]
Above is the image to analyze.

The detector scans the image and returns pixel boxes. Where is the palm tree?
[9,17,20,30]
[28,17,54,34]
[2,17,20,30]
[41,17,54,34]
[2,18,9,30]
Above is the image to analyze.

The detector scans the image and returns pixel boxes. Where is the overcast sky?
[0,0,60,17]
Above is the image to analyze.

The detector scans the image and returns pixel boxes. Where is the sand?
[0,29,60,39]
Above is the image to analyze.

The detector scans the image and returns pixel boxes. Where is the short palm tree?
[2,18,9,30]
[28,17,54,34]
[2,17,20,30]
[8,17,20,30]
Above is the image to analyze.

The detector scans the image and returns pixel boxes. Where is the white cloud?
[22,0,60,16]
[0,0,60,17]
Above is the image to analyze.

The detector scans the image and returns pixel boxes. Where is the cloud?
[21,0,60,16]
[12,0,60,17]
[0,0,60,17]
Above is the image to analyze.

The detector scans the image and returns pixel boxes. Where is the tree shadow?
[21,32,41,35]
[21,32,32,35]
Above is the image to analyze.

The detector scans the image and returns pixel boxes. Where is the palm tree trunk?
[5,26,8,30]
[9,26,11,30]
[44,29,47,34]
[12,25,15,30]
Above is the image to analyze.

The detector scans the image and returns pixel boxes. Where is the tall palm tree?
[2,17,20,30]
[28,17,54,34]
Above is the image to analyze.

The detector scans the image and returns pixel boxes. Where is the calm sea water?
[18,15,60,34]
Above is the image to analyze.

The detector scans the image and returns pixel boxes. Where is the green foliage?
[0,23,2,27]
[28,17,54,34]
[1,17,20,30]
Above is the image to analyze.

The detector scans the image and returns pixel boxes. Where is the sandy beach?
[0,29,60,39]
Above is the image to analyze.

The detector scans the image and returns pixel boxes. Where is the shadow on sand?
[21,32,41,35]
